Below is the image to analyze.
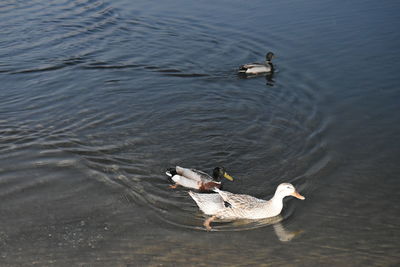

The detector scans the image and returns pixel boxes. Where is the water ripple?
[0,0,122,74]
[0,0,333,232]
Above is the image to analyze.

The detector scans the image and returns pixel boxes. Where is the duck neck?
[266,60,274,71]
[263,192,284,217]
[271,191,285,202]
[270,192,285,210]
[212,173,221,181]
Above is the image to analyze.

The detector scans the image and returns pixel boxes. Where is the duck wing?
[176,166,212,182]
[239,63,259,72]
[189,191,225,215]
[214,188,266,210]
[241,63,262,68]
[239,63,271,74]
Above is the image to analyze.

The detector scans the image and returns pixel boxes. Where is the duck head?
[275,183,305,200]
[213,167,234,181]
[266,52,275,62]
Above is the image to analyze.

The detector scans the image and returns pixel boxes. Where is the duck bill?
[223,173,234,181]
[291,191,305,200]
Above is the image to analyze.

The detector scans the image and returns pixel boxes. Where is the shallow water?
[1,0,399,266]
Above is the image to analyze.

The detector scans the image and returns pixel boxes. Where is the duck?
[166,166,234,192]
[189,183,305,231]
[238,52,275,74]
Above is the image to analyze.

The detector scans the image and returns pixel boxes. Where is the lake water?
[1,0,399,266]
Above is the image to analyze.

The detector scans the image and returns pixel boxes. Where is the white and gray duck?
[239,52,275,74]
[189,183,305,231]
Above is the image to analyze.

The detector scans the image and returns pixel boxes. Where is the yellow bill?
[223,172,234,181]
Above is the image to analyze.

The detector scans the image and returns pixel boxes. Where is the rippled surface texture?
[1,0,400,266]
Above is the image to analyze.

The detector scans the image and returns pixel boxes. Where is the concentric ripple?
[65,11,331,231]
[0,0,332,233]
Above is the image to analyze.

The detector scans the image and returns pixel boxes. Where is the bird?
[189,183,305,230]
[238,52,275,74]
[166,166,234,192]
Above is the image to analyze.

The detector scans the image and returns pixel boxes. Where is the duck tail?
[166,168,178,183]
[238,65,247,72]
[165,168,177,177]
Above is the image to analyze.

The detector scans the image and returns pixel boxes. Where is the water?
[1,0,399,265]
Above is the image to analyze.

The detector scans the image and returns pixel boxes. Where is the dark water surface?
[1,0,400,266]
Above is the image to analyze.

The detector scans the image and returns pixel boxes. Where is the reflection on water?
[1,0,400,265]
[202,215,304,242]
[273,222,304,242]
[265,73,276,87]
[238,71,276,86]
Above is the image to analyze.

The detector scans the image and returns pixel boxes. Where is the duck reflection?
[238,69,276,87]
[272,221,303,242]
[209,215,303,242]
[265,72,275,86]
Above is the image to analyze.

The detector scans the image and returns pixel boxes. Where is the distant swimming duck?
[239,52,275,74]
[166,166,234,192]
[189,183,305,231]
